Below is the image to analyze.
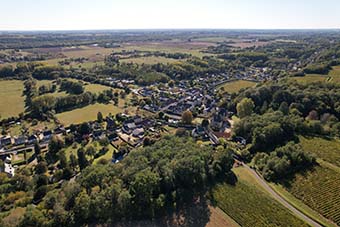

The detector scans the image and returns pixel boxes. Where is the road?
[242,164,322,227]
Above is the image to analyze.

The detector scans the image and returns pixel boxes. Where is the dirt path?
[242,164,322,227]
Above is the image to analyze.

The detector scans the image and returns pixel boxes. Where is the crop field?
[0,80,25,118]
[217,80,256,94]
[113,42,209,58]
[120,56,181,64]
[299,136,340,167]
[212,166,308,227]
[55,103,123,126]
[285,165,340,226]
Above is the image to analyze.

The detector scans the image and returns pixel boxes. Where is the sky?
[1,0,340,30]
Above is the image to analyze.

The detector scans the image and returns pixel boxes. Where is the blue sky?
[1,0,340,30]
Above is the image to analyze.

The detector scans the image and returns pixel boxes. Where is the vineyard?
[212,180,308,227]
[286,165,340,225]
[299,136,340,167]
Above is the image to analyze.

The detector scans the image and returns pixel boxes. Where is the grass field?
[293,66,340,84]
[217,80,257,94]
[211,166,308,227]
[56,103,122,126]
[299,136,340,167]
[284,164,340,226]
[120,56,181,64]
[83,83,115,94]
[0,80,25,118]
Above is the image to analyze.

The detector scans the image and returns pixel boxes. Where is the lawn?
[283,164,340,226]
[212,167,308,227]
[217,80,256,94]
[299,136,340,167]
[120,56,181,64]
[0,80,25,118]
[56,103,123,126]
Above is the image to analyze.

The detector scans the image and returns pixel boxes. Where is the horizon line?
[1,27,340,32]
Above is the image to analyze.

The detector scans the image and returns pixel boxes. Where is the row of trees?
[12,136,234,226]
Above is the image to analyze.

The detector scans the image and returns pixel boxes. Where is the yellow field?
[0,80,25,118]
[293,66,340,84]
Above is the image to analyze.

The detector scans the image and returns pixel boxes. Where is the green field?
[212,167,308,227]
[0,80,25,118]
[120,56,181,64]
[299,136,340,167]
[217,80,257,94]
[83,83,115,94]
[284,165,340,226]
[293,66,340,84]
[56,103,123,126]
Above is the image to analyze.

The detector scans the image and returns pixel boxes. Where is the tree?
[97,112,103,123]
[34,142,41,156]
[59,151,68,169]
[35,161,47,174]
[201,119,209,128]
[85,146,96,159]
[48,136,64,154]
[70,154,78,171]
[181,110,193,124]
[77,148,88,171]
[237,98,255,118]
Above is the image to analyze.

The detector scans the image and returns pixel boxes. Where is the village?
[0,67,263,177]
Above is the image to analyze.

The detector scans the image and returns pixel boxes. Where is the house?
[14,135,26,146]
[27,135,38,144]
[108,132,119,142]
[0,136,12,147]
[42,130,53,141]
[93,130,105,140]
[132,128,144,137]
[122,122,137,134]
[2,156,15,177]
[106,117,116,130]
[192,126,207,138]
[54,126,66,135]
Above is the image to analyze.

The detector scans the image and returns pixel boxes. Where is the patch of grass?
[292,75,329,84]
[217,80,256,94]
[0,80,25,119]
[55,103,123,126]
[283,164,340,226]
[212,168,308,227]
[299,136,340,167]
[83,83,115,94]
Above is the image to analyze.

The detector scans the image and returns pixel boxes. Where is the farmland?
[120,56,181,64]
[0,80,25,118]
[217,80,257,94]
[299,136,340,167]
[284,165,340,226]
[211,166,308,227]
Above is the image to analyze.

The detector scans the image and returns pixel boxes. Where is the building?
[14,135,26,146]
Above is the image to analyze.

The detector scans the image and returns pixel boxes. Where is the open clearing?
[0,80,25,118]
[211,166,308,227]
[56,103,123,126]
[217,80,256,94]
